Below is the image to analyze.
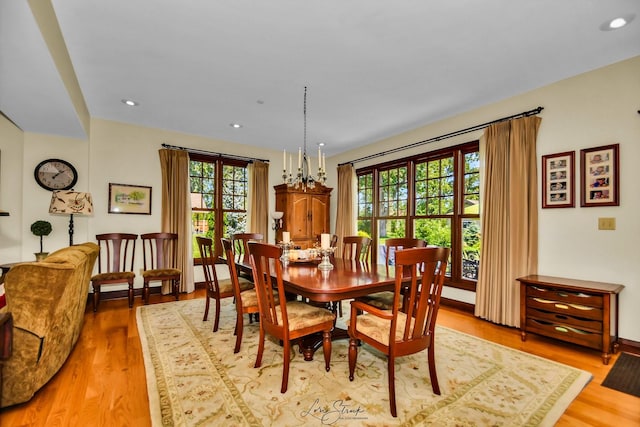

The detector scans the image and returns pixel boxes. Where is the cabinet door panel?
[291,194,310,240]
[310,195,329,237]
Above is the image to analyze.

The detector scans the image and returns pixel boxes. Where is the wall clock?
[34,158,78,191]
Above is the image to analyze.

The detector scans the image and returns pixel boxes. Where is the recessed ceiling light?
[121,99,139,106]
[610,18,627,28]
[600,14,635,31]
[230,123,243,129]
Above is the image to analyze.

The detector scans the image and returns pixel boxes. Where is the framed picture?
[108,183,152,215]
[542,151,574,208]
[580,144,619,207]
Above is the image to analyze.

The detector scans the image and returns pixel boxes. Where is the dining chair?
[333,235,372,316]
[91,233,137,312]
[347,246,449,417]
[232,233,263,263]
[248,241,335,393]
[357,237,427,310]
[342,236,371,263]
[221,238,276,353]
[140,232,181,305]
[197,237,253,333]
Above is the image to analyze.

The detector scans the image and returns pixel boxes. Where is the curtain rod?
[338,106,543,166]
[161,143,269,163]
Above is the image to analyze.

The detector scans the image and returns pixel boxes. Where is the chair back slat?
[141,232,179,270]
[197,236,221,294]
[95,233,137,274]
[342,236,371,262]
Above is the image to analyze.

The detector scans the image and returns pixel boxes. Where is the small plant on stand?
[31,220,52,261]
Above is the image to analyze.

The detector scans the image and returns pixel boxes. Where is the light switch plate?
[598,217,616,230]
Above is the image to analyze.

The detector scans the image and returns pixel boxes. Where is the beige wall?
[1,56,638,342]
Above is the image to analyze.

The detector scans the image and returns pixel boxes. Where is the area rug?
[602,352,640,398]
[137,299,592,427]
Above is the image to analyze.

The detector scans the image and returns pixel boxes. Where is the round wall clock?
[34,158,78,191]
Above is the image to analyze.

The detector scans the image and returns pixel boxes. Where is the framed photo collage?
[542,144,619,209]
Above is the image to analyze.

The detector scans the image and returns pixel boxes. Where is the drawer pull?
[555,303,569,310]
[569,304,593,311]
[557,292,569,297]
[555,326,568,333]
[533,297,555,304]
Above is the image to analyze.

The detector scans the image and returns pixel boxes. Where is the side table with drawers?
[518,274,624,365]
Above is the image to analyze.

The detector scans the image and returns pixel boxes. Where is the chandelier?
[282,86,326,190]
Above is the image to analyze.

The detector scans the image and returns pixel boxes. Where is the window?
[357,141,480,291]
[190,154,249,260]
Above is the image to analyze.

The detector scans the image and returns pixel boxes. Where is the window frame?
[356,140,480,291]
[190,153,249,262]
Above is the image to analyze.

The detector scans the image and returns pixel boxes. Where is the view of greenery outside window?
[190,154,249,261]
[356,141,480,291]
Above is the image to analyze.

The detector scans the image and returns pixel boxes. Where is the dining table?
[235,256,397,361]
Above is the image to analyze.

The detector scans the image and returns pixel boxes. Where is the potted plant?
[30,220,52,261]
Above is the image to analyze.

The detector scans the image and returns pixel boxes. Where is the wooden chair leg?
[281,341,291,393]
[348,338,358,381]
[127,280,134,308]
[322,330,331,372]
[212,299,221,332]
[428,344,441,395]
[143,281,150,305]
[92,283,100,312]
[254,328,265,368]
[388,355,397,417]
[202,292,210,321]
[234,313,244,354]
[173,279,180,301]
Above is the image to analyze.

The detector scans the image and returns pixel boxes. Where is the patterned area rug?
[137,299,592,426]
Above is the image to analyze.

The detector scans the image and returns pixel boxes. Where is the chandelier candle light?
[282,86,327,190]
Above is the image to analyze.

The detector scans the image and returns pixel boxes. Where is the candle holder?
[278,241,295,265]
[317,247,335,271]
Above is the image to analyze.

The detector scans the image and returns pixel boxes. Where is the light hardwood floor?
[1,289,638,426]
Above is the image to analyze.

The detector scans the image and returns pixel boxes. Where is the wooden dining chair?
[347,246,450,417]
[232,233,263,263]
[140,232,181,305]
[333,235,372,316]
[248,241,335,393]
[221,238,271,352]
[342,236,371,263]
[91,233,137,311]
[198,237,253,333]
[357,237,427,310]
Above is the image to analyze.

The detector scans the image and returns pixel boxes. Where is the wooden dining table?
[235,257,397,360]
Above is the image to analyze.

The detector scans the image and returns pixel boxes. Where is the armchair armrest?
[350,299,393,320]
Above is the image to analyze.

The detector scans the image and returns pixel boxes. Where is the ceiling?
[1,1,639,157]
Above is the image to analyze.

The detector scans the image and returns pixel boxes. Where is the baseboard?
[88,281,208,304]
[440,296,474,314]
[618,338,640,355]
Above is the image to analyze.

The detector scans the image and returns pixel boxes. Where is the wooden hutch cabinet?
[274,183,332,249]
